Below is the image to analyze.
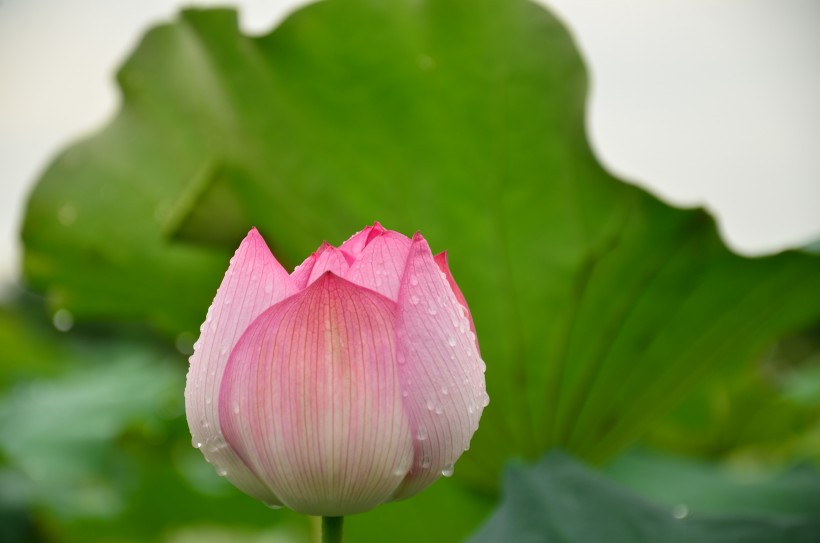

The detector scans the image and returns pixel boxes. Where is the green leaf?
[605,449,820,518]
[21,0,820,492]
[468,451,820,543]
[0,342,180,518]
[645,327,820,463]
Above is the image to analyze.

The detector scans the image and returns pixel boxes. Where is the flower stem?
[322,516,344,543]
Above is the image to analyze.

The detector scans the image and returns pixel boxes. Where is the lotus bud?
[184,223,487,516]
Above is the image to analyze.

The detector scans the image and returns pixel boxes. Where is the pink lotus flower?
[185,223,487,516]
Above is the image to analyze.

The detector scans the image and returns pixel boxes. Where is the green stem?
[322,516,344,543]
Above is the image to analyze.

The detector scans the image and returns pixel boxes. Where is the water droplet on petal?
[441,386,448,395]
[397,353,406,365]
[426,399,435,411]
[417,426,427,441]
[421,456,431,469]
[435,404,443,415]
[410,275,419,286]
[263,500,283,510]
[192,439,202,449]
[232,403,240,414]
[394,457,410,476]
[481,393,490,407]
[402,389,409,398]
[447,336,456,347]
[441,463,454,477]
[215,466,227,477]
[410,295,419,305]
[427,305,437,315]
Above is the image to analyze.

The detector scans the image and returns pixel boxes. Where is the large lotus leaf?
[21,0,820,491]
[468,451,820,543]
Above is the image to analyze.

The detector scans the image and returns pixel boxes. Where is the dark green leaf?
[468,451,820,543]
[606,449,820,518]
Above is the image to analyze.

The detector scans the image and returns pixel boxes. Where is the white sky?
[1,0,819,283]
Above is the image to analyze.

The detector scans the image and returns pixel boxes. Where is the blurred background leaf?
[6,0,820,540]
[468,451,820,543]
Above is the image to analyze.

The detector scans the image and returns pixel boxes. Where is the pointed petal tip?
[315,241,333,255]
[365,222,386,246]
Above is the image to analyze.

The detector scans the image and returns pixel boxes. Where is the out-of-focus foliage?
[605,448,820,518]
[647,328,820,464]
[469,452,820,543]
[6,0,820,541]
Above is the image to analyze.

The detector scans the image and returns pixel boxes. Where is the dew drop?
[672,504,689,519]
[481,393,490,407]
[416,426,427,441]
[447,336,456,347]
[263,500,283,510]
[58,204,77,225]
[192,438,202,449]
[394,457,410,477]
[410,275,419,286]
[410,295,420,305]
[426,399,435,411]
[215,466,227,477]
[375,276,383,286]
[417,54,435,71]
[441,463,454,477]
[402,389,409,398]
[52,309,74,332]
[421,456,431,469]
[397,353,406,365]
[232,403,240,414]
[467,404,474,414]
[435,404,443,415]
[427,305,437,315]
[224,298,232,306]
[441,386,448,395]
